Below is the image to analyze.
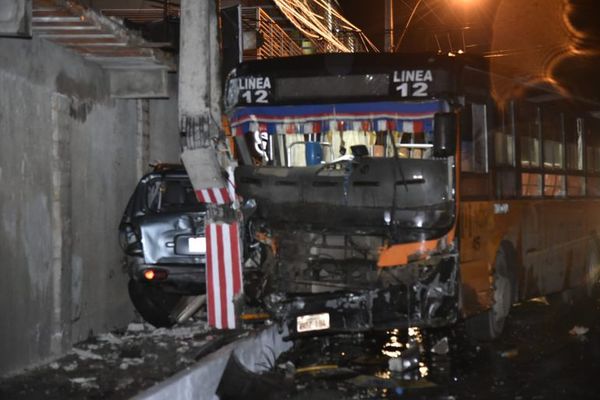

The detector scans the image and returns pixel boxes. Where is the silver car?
[119,165,207,327]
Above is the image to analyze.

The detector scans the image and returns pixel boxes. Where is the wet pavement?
[218,297,600,400]
[3,297,600,399]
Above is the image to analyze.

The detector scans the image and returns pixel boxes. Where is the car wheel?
[128,279,183,328]
[465,246,513,341]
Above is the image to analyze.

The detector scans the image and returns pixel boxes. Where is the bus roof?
[231,52,482,78]
[225,53,481,109]
[225,53,600,114]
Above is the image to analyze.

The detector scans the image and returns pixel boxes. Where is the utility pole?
[179,0,243,330]
[179,0,220,150]
[384,0,394,52]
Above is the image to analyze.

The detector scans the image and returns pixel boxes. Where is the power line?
[273,0,378,52]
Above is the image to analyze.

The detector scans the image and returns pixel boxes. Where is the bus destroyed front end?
[226,54,461,337]
[236,154,459,337]
[267,256,459,337]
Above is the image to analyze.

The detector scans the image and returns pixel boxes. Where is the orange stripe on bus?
[377,227,456,268]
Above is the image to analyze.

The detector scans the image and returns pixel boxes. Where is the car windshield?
[146,177,200,213]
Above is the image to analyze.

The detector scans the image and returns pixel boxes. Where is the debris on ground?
[531,297,551,306]
[569,325,589,337]
[73,348,103,361]
[388,344,420,372]
[63,361,79,372]
[97,332,124,345]
[126,322,148,332]
[277,361,296,377]
[400,379,438,389]
[347,374,398,389]
[499,348,519,358]
[431,337,450,355]
[295,364,339,374]
[0,317,213,400]
[69,377,99,390]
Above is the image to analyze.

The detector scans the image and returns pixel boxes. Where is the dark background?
[339,0,600,101]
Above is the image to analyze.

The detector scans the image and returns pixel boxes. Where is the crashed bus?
[224,53,600,340]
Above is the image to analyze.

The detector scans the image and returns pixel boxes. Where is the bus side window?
[521,172,542,197]
[541,108,565,197]
[461,103,488,173]
[517,102,541,168]
[586,120,600,174]
[586,118,600,196]
[494,101,515,166]
[495,102,517,198]
[542,109,564,170]
[566,116,585,197]
[566,116,583,171]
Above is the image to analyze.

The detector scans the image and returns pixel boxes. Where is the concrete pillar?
[179,0,228,198]
[136,99,150,179]
[209,0,222,134]
[0,0,31,37]
[50,94,73,356]
[179,0,242,330]
[180,0,218,149]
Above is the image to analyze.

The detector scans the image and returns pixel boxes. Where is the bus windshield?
[229,100,447,167]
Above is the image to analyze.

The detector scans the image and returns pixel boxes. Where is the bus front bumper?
[269,255,459,339]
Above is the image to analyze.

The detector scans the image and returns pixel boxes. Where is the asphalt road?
[3,296,599,399]
[217,297,600,400]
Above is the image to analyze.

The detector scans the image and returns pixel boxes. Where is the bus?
[223,53,600,340]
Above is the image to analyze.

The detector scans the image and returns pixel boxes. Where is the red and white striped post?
[183,150,243,329]
[198,167,242,329]
[205,221,242,329]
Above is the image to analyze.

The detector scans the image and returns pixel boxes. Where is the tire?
[128,279,183,328]
[465,246,513,341]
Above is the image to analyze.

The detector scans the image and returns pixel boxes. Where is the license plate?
[188,237,206,254]
[296,313,330,333]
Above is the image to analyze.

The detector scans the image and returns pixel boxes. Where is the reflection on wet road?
[218,298,600,399]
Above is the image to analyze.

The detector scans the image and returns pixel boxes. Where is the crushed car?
[119,164,207,327]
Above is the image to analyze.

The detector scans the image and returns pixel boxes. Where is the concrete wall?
[149,73,181,165]
[0,36,179,376]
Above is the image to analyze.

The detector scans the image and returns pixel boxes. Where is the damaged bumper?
[270,255,459,338]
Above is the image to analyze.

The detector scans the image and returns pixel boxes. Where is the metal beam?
[0,0,31,37]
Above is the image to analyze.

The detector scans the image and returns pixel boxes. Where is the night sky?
[339,0,600,101]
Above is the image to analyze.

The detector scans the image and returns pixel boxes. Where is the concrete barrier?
[132,325,291,400]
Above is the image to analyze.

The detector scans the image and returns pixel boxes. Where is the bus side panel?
[535,200,593,294]
[461,198,600,318]
[459,200,524,316]
[460,201,504,316]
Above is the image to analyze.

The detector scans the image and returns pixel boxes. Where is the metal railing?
[241,7,303,60]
